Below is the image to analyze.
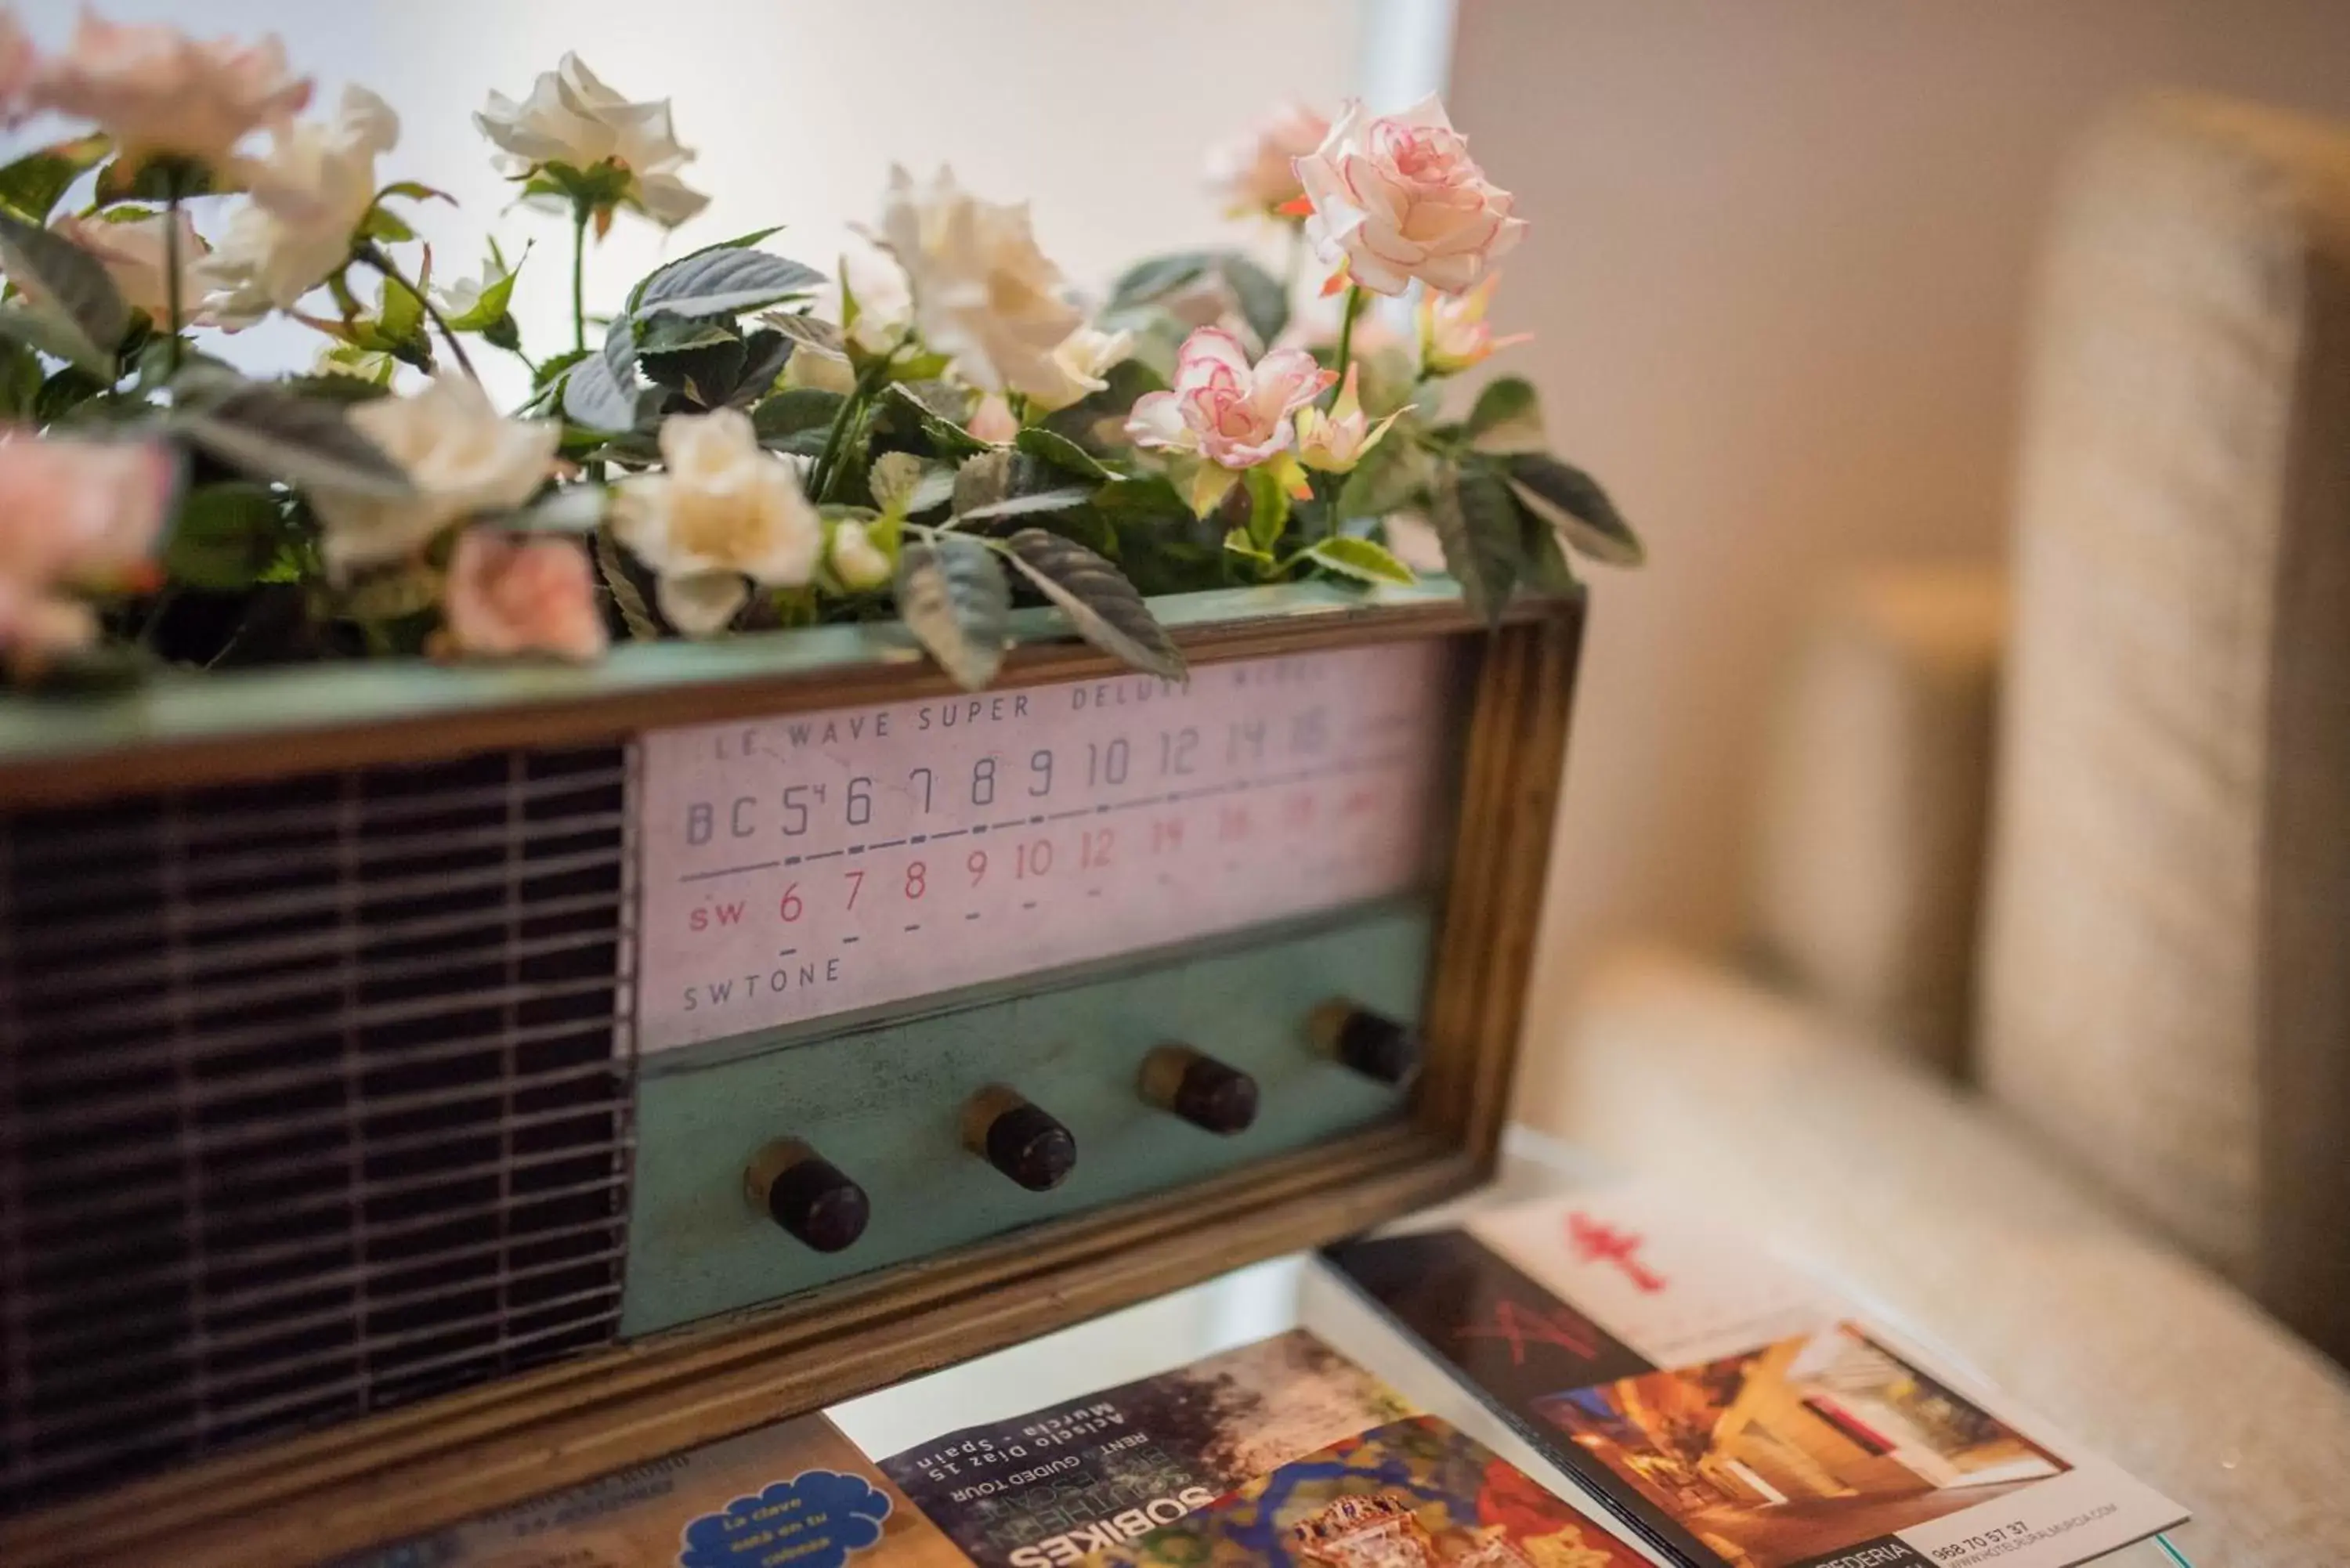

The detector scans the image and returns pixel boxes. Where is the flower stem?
[1332,284,1364,399]
[570,200,591,356]
[811,337,909,501]
[357,244,480,385]
[162,178,184,380]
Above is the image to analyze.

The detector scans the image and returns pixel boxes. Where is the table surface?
[829,1126,2188,1568]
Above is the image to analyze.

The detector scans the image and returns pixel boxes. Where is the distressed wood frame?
[0,586,1585,1568]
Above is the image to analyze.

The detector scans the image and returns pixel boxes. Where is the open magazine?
[1315,1185,2188,1568]
[341,1190,2184,1568]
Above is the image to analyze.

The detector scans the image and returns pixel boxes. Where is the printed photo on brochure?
[1321,1186,2189,1568]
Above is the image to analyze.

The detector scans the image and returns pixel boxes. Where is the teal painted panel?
[620,902,1431,1335]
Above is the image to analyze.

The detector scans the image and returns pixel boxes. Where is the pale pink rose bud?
[0,429,175,662]
[1204,101,1330,217]
[1295,366,1401,475]
[1295,95,1526,298]
[439,529,607,663]
[1416,273,1531,376]
[967,392,1021,445]
[31,13,311,167]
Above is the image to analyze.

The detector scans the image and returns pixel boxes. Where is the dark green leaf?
[952,449,1015,515]
[0,336,41,417]
[562,317,643,432]
[173,381,413,498]
[1517,500,1580,593]
[0,206,127,370]
[1303,535,1416,587]
[1504,452,1644,566]
[533,347,591,388]
[90,154,214,209]
[634,311,739,357]
[757,309,847,356]
[1465,376,1545,453]
[1220,253,1289,351]
[1429,461,1522,624]
[895,532,1010,691]
[163,482,284,588]
[34,363,110,425]
[1108,249,1286,349]
[632,247,823,322]
[0,134,112,223]
[956,486,1094,524]
[732,329,792,403]
[1091,473,1191,526]
[1334,434,1433,520]
[1109,251,1213,305]
[884,382,992,461]
[1014,425,1116,481]
[869,451,956,516]
[628,226,786,313]
[752,387,844,443]
[1004,528,1185,681]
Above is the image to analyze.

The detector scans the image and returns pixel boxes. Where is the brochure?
[1318,1185,2189,1568]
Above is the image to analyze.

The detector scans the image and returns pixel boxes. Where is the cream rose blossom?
[612,408,822,637]
[197,85,399,330]
[1204,101,1328,216]
[1024,326,1136,414]
[474,53,708,226]
[30,12,309,166]
[52,210,212,327]
[311,375,560,578]
[876,164,1083,399]
[439,529,606,663]
[1295,95,1525,297]
[0,431,175,663]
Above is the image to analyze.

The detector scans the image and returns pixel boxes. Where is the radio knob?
[1309,999,1423,1087]
[1139,1044,1259,1135]
[743,1140,870,1253]
[962,1085,1077,1191]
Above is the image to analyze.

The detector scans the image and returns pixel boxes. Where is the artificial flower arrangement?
[0,10,1640,694]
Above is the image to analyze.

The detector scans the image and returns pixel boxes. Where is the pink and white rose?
[52,209,212,327]
[31,12,310,166]
[0,430,175,663]
[1126,326,1334,471]
[1204,101,1329,217]
[439,529,606,663]
[1295,95,1524,297]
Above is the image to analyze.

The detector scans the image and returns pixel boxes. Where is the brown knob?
[743,1140,870,1253]
[1309,1000,1422,1087]
[962,1085,1077,1191]
[1140,1045,1259,1135]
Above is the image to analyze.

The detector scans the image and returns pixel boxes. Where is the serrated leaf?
[895,533,1010,691]
[634,311,738,357]
[757,309,847,356]
[1223,527,1275,565]
[1503,452,1644,566]
[173,381,413,499]
[1004,528,1184,681]
[0,134,112,223]
[1334,435,1432,520]
[533,347,591,388]
[1429,461,1522,624]
[1108,249,1287,349]
[953,448,1015,515]
[956,486,1094,524]
[0,206,127,370]
[562,317,642,432]
[869,451,955,517]
[632,247,823,322]
[1242,464,1291,552]
[753,387,844,443]
[163,482,284,588]
[732,329,792,403]
[1014,425,1115,480]
[1465,376,1545,453]
[90,155,214,209]
[629,227,786,313]
[1303,535,1416,587]
[884,381,992,461]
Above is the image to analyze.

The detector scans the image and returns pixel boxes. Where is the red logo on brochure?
[1566,1212,1666,1293]
[1457,1298,1607,1364]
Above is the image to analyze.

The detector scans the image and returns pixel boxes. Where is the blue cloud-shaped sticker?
[677,1469,893,1568]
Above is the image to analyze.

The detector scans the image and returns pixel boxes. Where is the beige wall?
[1448,1,2350,1068]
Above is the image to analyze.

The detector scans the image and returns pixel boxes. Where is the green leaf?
[632,246,824,322]
[757,309,847,356]
[173,381,414,499]
[0,206,128,370]
[1503,452,1644,566]
[0,336,41,417]
[0,134,112,223]
[869,451,955,517]
[0,301,110,374]
[360,205,416,244]
[627,226,786,313]
[378,180,454,206]
[1429,461,1523,624]
[895,532,1011,691]
[163,482,284,589]
[1220,253,1289,351]
[533,347,591,388]
[1465,376,1546,453]
[1518,502,1580,593]
[1242,464,1292,553]
[634,311,739,357]
[375,270,426,349]
[1334,435,1433,520]
[443,249,526,333]
[562,317,643,432]
[1091,473,1191,526]
[1108,249,1288,349]
[1014,425,1116,481]
[1222,527,1275,566]
[1003,528,1185,681]
[956,486,1094,524]
[752,387,845,445]
[884,381,992,461]
[89,154,214,209]
[1302,535,1416,587]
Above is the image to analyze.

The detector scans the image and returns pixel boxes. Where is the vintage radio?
[0,581,1583,1567]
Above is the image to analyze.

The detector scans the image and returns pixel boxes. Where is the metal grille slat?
[0,742,635,1519]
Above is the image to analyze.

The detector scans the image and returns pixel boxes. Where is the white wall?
[1444,1,2350,1072]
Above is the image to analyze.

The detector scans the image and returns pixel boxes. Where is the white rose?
[1023,325,1136,414]
[612,408,822,637]
[49,209,212,327]
[875,164,1082,399]
[197,85,398,330]
[312,374,560,579]
[474,53,707,227]
[827,518,892,591]
[819,245,913,357]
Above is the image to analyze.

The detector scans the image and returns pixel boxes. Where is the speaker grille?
[0,743,636,1518]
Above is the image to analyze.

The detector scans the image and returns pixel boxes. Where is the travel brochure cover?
[1320,1185,2189,1568]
